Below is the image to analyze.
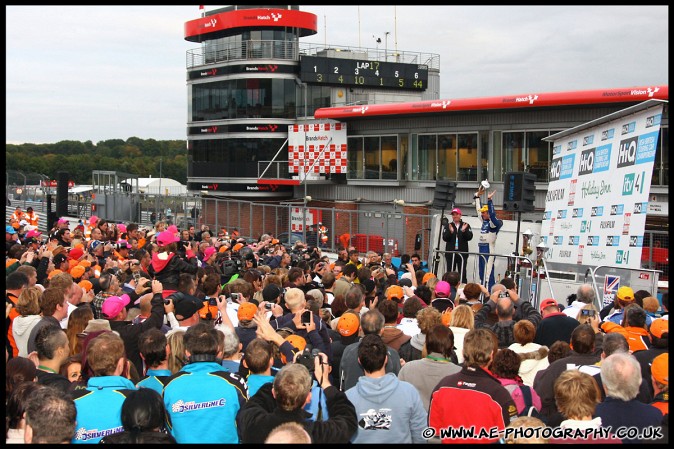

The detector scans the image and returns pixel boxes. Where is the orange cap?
[651,352,668,385]
[337,312,360,337]
[422,272,436,284]
[78,280,93,292]
[386,285,404,301]
[79,259,92,268]
[237,302,258,321]
[70,265,85,279]
[219,245,229,253]
[285,334,307,352]
[48,269,63,279]
[650,318,669,339]
[232,242,244,252]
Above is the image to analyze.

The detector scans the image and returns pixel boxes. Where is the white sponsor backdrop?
[541,104,663,268]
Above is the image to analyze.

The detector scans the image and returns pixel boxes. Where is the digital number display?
[299,56,428,90]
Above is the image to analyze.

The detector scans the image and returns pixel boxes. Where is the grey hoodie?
[345,372,427,444]
[12,314,43,357]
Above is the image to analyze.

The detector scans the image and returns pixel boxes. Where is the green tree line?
[6,138,188,184]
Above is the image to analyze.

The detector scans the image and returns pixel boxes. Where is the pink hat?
[117,223,127,234]
[451,208,462,215]
[89,215,99,226]
[166,225,178,234]
[435,281,451,297]
[203,246,217,260]
[102,294,130,319]
[58,217,69,224]
[26,230,42,239]
[156,230,180,246]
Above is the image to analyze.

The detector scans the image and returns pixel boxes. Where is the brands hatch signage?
[188,64,295,79]
[187,182,292,193]
[189,124,282,135]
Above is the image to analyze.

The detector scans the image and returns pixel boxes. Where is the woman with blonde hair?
[449,304,474,364]
[576,303,600,326]
[66,305,94,356]
[166,329,186,374]
[11,286,43,357]
[549,370,621,443]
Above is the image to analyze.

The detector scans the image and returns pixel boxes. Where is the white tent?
[121,177,187,195]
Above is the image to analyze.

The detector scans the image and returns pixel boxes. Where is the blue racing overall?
[475,196,503,290]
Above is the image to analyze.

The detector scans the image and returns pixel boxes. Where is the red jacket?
[429,365,518,444]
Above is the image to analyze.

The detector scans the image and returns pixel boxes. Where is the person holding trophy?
[474,181,503,290]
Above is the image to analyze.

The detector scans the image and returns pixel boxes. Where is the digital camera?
[296,347,321,372]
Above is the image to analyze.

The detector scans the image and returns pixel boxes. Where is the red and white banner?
[290,208,322,232]
[288,122,347,174]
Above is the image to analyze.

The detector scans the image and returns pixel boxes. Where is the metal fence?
[6,192,667,283]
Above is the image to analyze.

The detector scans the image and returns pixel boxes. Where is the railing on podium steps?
[430,249,535,304]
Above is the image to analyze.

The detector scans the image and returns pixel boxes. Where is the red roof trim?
[185,9,317,42]
[314,86,669,119]
[257,179,300,186]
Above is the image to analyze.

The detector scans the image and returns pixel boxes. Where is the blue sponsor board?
[567,139,578,151]
[586,235,600,246]
[621,121,636,135]
[605,235,620,247]
[633,202,648,214]
[560,154,575,179]
[628,235,644,247]
[557,209,567,219]
[583,134,594,146]
[572,208,584,218]
[617,137,638,168]
[645,114,662,128]
[636,131,658,164]
[578,148,595,176]
[590,206,604,217]
[601,128,615,141]
[568,236,579,246]
[593,144,611,173]
[610,204,624,215]
[553,236,564,246]
[580,220,592,233]
[543,210,552,220]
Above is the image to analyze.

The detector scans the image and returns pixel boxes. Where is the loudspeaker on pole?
[56,171,69,218]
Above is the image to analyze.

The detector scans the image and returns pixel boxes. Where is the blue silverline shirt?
[136,368,172,395]
[163,361,248,444]
[72,376,137,444]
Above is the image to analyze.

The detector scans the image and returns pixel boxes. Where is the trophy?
[480,179,490,190]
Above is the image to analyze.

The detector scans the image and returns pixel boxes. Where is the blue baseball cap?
[6,225,17,235]
[90,240,103,251]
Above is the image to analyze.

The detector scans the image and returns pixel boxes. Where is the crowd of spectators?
[4,213,669,443]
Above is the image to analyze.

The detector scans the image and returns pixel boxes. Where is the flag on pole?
[199,5,205,18]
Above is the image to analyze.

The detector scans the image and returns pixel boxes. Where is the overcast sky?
[6,5,668,144]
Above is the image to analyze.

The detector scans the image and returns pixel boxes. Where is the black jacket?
[442,220,473,252]
[236,382,358,444]
[108,292,165,375]
[148,253,198,291]
[533,313,580,347]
